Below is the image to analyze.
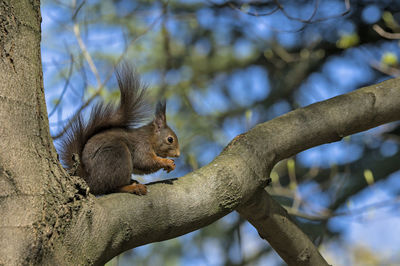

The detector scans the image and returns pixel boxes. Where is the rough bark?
[1,1,400,265]
[0,1,84,264]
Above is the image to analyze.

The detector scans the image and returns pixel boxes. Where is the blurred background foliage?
[42,0,400,265]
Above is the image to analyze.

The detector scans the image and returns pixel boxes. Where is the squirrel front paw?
[162,159,175,173]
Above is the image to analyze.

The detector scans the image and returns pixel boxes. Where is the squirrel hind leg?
[82,138,134,195]
[119,183,147,195]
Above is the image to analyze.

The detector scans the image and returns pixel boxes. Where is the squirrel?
[59,64,180,195]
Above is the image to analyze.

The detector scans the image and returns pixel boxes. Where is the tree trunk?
[0,1,85,264]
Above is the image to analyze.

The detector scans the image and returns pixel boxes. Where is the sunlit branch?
[373,24,400,40]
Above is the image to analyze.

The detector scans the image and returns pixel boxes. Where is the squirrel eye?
[167,136,174,143]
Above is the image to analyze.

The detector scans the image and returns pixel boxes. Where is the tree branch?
[54,77,400,265]
[237,189,329,265]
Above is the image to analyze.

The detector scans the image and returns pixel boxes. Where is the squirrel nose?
[176,150,180,157]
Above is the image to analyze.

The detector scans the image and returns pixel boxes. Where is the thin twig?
[224,0,351,33]
[370,60,400,77]
[52,8,165,139]
[48,55,74,118]
[73,24,102,87]
[285,196,400,221]
[227,2,279,17]
[373,24,400,40]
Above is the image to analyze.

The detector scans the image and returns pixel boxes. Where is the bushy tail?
[59,64,150,170]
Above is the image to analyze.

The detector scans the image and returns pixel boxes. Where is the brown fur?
[59,65,179,195]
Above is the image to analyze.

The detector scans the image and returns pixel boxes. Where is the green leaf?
[383,11,397,28]
[270,170,279,184]
[240,4,250,13]
[263,49,273,59]
[336,33,359,49]
[382,52,398,66]
[245,109,252,123]
[287,159,297,190]
[363,169,374,185]
[287,158,295,174]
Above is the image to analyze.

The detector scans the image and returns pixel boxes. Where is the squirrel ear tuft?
[153,100,166,130]
[155,100,166,121]
[155,101,166,118]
